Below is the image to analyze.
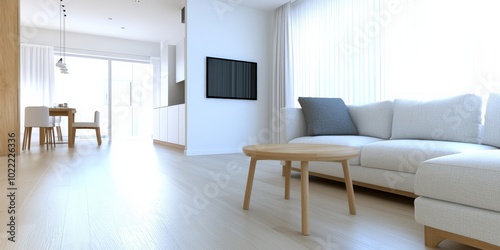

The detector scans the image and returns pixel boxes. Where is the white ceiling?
[20,0,290,44]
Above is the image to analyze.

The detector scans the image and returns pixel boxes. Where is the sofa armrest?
[280,107,307,143]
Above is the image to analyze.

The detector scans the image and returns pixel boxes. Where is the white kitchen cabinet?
[159,107,168,142]
[154,104,185,147]
[178,104,185,146]
[167,105,179,144]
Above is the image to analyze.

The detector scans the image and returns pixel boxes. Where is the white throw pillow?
[348,100,393,139]
[391,94,483,144]
[482,93,500,148]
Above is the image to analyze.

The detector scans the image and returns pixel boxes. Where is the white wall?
[21,27,160,60]
[185,0,274,155]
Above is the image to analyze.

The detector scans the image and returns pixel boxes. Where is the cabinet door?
[159,107,168,142]
[178,104,185,146]
[167,105,179,144]
[160,75,169,107]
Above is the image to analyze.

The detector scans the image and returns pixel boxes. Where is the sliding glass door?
[54,56,109,138]
[111,61,153,140]
[54,56,153,142]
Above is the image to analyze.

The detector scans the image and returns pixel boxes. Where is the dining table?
[40,107,77,147]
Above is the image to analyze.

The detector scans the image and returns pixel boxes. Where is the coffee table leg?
[243,157,258,210]
[284,161,291,200]
[301,161,310,236]
[341,160,356,215]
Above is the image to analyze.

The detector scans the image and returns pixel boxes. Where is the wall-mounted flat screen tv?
[206,56,257,100]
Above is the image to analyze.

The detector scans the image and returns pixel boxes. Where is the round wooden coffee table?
[242,143,360,236]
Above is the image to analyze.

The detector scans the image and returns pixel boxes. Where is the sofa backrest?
[391,94,483,144]
[280,101,394,142]
[280,94,487,144]
[482,93,500,147]
[279,108,307,143]
[347,100,393,139]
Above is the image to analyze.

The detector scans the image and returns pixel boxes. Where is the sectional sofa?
[279,93,500,248]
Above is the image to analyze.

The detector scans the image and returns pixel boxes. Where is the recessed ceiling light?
[108,17,113,20]
[121,27,125,29]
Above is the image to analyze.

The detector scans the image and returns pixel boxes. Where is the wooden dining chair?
[72,111,102,145]
[50,116,63,141]
[22,106,56,150]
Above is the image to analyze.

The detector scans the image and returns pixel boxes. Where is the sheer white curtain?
[385,0,500,100]
[289,0,385,106]
[20,43,55,130]
[271,2,293,143]
[286,0,500,104]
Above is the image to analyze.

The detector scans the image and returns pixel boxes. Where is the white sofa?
[414,151,500,249]
[414,93,500,249]
[280,94,497,196]
[280,93,500,248]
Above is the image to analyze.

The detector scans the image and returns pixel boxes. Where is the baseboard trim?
[153,140,185,150]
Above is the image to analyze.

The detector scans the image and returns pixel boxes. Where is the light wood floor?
[0,138,478,250]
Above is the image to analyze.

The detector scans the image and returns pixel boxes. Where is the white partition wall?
[185,0,273,155]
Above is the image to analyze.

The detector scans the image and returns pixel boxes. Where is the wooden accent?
[243,144,359,162]
[153,139,186,150]
[288,166,418,198]
[242,143,359,236]
[23,127,55,150]
[56,124,63,141]
[300,161,310,235]
[284,161,291,200]
[341,160,357,215]
[0,0,20,156]
[243,158,257,210]
[72,126,102,146]
[22,128,31,150]
[45,108,76,147]
[424,226,500,250]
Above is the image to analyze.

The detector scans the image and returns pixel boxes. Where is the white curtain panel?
[384,0,500,100]
[289,0,385,106]
[20,43,55,131]
[271,2,293,143]
[287,0,500,103]
[20,43,55,106]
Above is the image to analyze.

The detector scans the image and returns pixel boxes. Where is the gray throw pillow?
[298,97,358,136]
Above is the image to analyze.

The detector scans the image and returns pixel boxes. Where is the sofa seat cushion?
[415,150,500,212]
[289,135,384,165]
[360,140,497,174]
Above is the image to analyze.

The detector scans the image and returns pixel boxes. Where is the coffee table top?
[242,143,359,162]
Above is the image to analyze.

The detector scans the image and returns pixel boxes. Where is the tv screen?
[206,57,257,100]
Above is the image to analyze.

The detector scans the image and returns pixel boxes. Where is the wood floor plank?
[0,139,480,250]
